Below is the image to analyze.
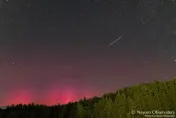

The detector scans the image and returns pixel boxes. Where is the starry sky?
[0,0,176,106]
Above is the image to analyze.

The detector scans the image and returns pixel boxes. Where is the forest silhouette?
[0,78,176,118]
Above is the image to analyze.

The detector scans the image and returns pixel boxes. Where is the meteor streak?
[109,35,123,46]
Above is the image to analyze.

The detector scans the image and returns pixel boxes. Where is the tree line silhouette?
[0,78,176,118]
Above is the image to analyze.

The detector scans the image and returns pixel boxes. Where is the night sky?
[0,0,176,106]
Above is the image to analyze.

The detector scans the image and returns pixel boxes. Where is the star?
[27,4,31,8]
[164,76,168,79]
